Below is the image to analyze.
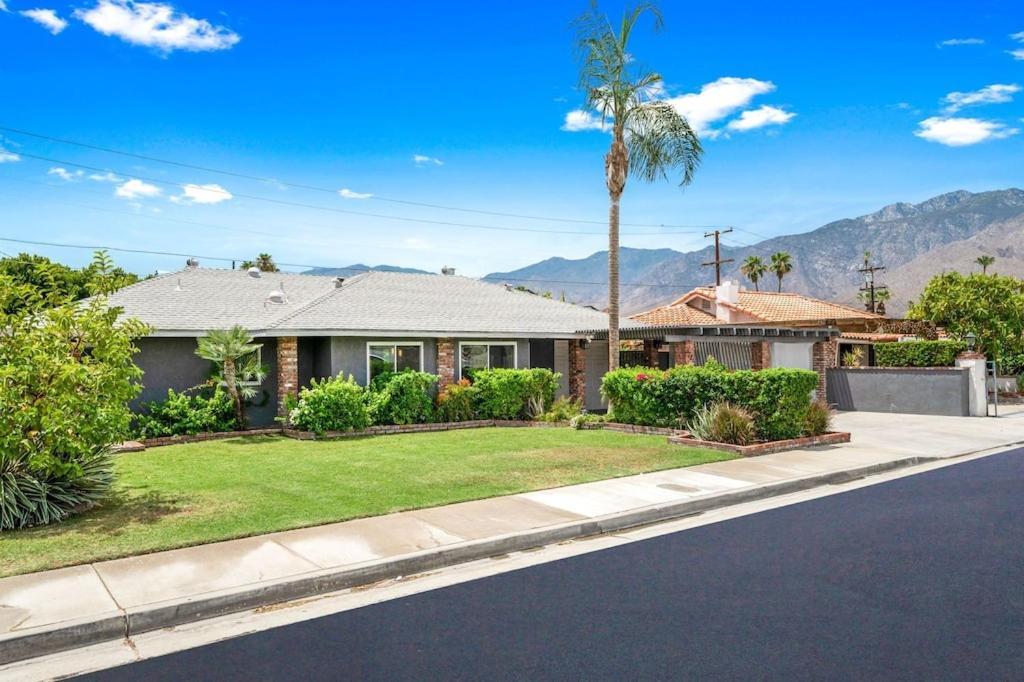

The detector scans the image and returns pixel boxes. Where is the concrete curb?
[0,455,939,665]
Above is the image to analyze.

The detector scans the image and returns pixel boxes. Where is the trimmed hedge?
[601,364,819,441]
[471,368,560,420]
[289,376,371,433]
[367,370,438,425]
[874,340,966,368]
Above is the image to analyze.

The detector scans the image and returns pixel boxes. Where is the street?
[83,449,1024,680]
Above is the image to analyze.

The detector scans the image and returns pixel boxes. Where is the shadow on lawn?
[14,488,187,539]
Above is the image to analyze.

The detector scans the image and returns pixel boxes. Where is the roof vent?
[334,277,345,288]
[174,278,183,292]
[441,266,456,276]
[186,257,199,268]
[247,267,262,278]
[266,290,286,305]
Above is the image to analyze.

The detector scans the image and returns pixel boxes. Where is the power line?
[0,236,708,290]
[0,124,730,231]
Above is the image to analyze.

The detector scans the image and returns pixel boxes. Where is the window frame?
[458,341,518,379]
[365,341,425,385]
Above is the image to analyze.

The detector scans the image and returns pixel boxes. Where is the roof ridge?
[267,271,375,329]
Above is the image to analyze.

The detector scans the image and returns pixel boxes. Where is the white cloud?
[88,171,121,182]
[726,105,796,132]
[20,8,68,34]
[938,38,984,47]
[0,2,8,12]
[915,116,1019,146]
[74,0,240,53]
[664,77,777,137]
[943,83,1020,112]
[115,178,161,199]
[1011,32,1024,60]
[171,183,232,204]
[561,110,611,132]
[48,167,84,181]
[338,188,373,200]
[0,149,21,163]
[412,154,443,166]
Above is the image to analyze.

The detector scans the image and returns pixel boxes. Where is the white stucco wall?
[771,342,813,370]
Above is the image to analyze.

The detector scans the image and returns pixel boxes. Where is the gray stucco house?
[108,264,629,425]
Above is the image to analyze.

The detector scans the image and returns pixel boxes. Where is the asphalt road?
[84,449,1024,681]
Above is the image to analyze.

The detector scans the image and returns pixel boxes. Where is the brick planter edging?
[586,422,690,437]
[668,431,851,456]
[134,428,283,448]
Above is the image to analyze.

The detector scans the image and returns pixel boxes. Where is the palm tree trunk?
[777,276,782,293]
[608,193,621,372]
[224,358,244,428]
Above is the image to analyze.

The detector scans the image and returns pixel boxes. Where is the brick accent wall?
[642,340,660,368]
[437,337,456,388]
[812,338,838,397]
[671,340,696,367]
[751,341,771,370]
[568,340,586,402]
[277,336,299,418]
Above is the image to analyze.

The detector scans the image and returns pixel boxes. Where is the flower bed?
[668,431,850,457]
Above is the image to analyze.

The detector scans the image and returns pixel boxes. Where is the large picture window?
[367,342,423,383]
[460,342,516,380]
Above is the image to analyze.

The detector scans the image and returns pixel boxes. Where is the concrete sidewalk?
[3,409,1024,665]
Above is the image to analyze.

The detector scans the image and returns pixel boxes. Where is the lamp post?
[965,332,977,352]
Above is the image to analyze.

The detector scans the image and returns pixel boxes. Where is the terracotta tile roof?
[673,288,885,323]
[630,302,721,326]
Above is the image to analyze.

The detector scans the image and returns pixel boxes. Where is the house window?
[367,342,423,383]
[220,348,263,387]
[460,342,517,380]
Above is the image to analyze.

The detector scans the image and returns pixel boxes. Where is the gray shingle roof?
[105,267,640,337]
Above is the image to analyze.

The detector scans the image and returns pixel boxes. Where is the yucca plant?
[687,402,756,445]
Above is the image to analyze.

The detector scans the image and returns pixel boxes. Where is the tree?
[0,251,148,529]
[908,271,1024,364]
[858,287,891,314]
[740,255,767,291]
[770,252,793,292]
[0,252,140,313]
[241,253,279,272]
[975,255,995,274]
[574,1,703,371]
[195,326,266,427]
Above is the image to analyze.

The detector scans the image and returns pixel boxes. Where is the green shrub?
[570,412,606,430]
[471,368,560,420]
[367,370,438,425]
[436,380,478,422]
[290,376,371,433]
[874,340,966,368]
[687,402,756,445]
[601,364,818,441]
[803,399,834,436]
[539,396,584,422]
[133,389,237,438]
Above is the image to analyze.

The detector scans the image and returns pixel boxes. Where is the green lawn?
[0,428,734,578]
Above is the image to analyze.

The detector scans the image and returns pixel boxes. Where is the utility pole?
[702,228,734,286]
[858,253,888,314]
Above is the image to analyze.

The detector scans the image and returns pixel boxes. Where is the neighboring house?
[106,263,639,424]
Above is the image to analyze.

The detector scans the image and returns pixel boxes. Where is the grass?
[0,428,735,578]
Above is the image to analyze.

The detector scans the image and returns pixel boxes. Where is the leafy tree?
[574,1,703,370]
[770,251,793,292]
[0,252,148,529]
[975,255,995,274]
[241,253,279,272]
[908,271,1024,364]
[195,326,266,427]
[0,252,140,313]
[740,255,767,291]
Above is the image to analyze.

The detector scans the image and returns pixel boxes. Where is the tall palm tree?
[196,326,265,427]
[740,255,767,291]
[575,2,703,371]
[240,254,279,272]
[770,252,793,292]
[975,255,995,274]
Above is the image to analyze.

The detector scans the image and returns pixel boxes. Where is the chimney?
[334,277,345,288]
[441,266,456,276]
[713,279,740,323]
[186,257,199,269]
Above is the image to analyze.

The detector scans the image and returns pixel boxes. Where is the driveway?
[83,447,1024,680]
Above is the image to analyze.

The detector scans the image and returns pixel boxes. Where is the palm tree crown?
[740,255,767,291]
[575,1,703,371]
[770,252,793,292]
[196,325,265,427]
[975,255,995,274]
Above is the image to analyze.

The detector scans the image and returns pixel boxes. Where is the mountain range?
[484,188,1024,316]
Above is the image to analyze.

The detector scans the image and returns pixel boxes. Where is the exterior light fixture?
[965,332,977,351]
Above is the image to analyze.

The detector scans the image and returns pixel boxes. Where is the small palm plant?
[196,326,266,428]
[770,251,793,292]
[574,1,703,371]
[740,255,767,291]
[975,255,995,274]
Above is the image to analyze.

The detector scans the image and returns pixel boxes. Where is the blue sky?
[1,0,1023,276]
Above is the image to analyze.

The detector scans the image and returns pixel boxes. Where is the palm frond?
[625,100,703,185]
